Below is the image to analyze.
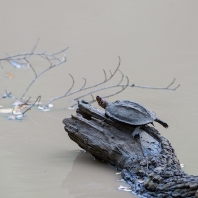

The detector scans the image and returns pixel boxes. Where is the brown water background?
[1,1,198,198]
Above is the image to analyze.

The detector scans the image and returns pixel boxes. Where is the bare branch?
[4,89,12,98]
[0,47,68,62]
[0,89,22,102]
[79,78,86,91]
[132,79,179,90]
[166,78,180,90]
[0,46,180,113]
[68,77,179,107]
[12,97,31,114]
[166,78,175,88]
[81,56,121,91]
[20,48,69,100]
[103,69,107,82]
[43,54,53,67]
[30,38,40,56]
[43,57,121,106]
[44,74,75,106]
[173,84,180,90]
[87,76,129,104]
[24,97,32,105]
[22,96,41,115]
[109,70,113,77]
[104,76,129,99]
[24,58,37,77]
[117,69,124,85]
[65,74,75,96]
[26,38,40,62]
[51,47,69,56]
[73,76,129,102]
[91,94,94,101]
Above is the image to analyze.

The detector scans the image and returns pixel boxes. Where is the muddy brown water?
[1,1,198,198]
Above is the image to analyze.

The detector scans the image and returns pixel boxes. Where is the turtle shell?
[105,100,156,125]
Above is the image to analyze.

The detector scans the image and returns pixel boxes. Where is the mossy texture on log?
[63,101,198,198]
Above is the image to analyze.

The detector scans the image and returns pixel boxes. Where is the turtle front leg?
[132,126,140,137]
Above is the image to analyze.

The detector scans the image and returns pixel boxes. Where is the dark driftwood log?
[63,100,198,198]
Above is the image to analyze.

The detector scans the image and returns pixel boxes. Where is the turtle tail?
[155,118,169,128]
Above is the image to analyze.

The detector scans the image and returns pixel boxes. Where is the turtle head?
[96,95,107,109]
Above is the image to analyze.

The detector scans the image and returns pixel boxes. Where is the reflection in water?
[62,151,136,198]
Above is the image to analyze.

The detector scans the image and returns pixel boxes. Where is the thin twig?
[26,38,40,63]
[24,97,31,105]
[43,54,53,67]
[29,38,40,57]
[117,69,124,85]
[81,56,121,91]
[173,84,180,90]
[75,76,129,102]
[0,89,27,103]
[22,96,41,115]
[68,77,179,108]
[0,48,180,112]
[51,47,68,56]
[88,76,129,104]
[44,74,75,106]
[20,48,68,99]
[3,38,40,69]
[64,74,75,96]
[166,78,175,88]
[133,82,180,90]
[91,94,94,101]
[43,57,121,105]
[46,61,179,107]
[104,76,129,99]
[103,69,107,82]
[79,78,87,91]
[4,90,12,98]
[24,58,37,77]
[109,70,113,77]
[12,97,31,114]
[0,47,68,62]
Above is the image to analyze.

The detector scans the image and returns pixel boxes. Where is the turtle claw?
[132,126,140,138]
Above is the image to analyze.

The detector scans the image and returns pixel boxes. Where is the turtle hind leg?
[132,126,140,137]
[155,118,169,128]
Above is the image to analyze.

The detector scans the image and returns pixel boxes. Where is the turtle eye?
[96,96,101,101]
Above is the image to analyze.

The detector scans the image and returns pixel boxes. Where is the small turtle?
[96,96,168,137]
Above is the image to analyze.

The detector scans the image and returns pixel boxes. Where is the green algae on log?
[63,100,198,198]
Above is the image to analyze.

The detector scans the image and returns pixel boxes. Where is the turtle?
[96,95,168,137]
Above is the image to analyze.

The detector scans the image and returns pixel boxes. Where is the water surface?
[1,1,198,198]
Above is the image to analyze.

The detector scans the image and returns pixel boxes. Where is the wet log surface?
[63,100,198,198]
